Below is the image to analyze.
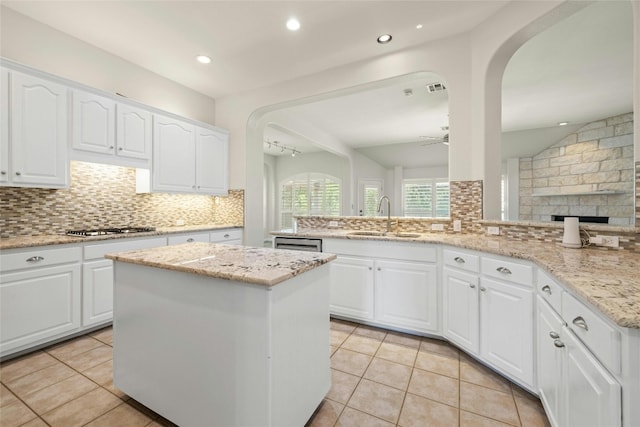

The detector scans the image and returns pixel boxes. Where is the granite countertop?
[0,224,242,250]
[105,242,336,287]
[273,229,640,329]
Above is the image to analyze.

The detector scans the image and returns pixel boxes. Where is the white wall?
[0,6,215,124]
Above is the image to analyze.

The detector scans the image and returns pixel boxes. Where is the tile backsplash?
[0,161,244,238]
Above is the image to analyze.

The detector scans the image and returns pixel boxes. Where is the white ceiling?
[4,1,634,167]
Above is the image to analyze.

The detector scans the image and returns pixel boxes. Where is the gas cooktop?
[66,227,156,237]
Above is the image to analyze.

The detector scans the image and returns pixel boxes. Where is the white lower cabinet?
[210,228,243,245]
[537,296,564,427]
[442,267,479,353]
[329,256,375,321]
[167,232,209,245]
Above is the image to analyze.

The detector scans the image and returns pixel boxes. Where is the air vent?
[426,82,446,93]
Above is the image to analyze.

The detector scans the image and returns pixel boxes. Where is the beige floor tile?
[19,418,49,427]
[4,362,76,397]
[326,369,361,404]
[408,368,459,407]
[347,378,405,424]
[65,345,113,372]
[341,334,382,355]
[514,395,551,427]
[46,336,104,361]
[419,338,459,358]
[414,350,459,379]
[353,325,387,340]
[330,329,350,347]
[84,402,152,427]
[460,410,515,427]
[364,357,412,390]
[0,399,37,427]
[82,360,113,385]
[42,387,122,427]
[460,354,512,393]
[375,342,418,366]
[306,398,344,427]
[90,328,114,346]
[383,331,421,349]
[22,373,99,414]
[331,348,372,377]
[398,392,459,427]
[460,382,520,426]
[330,345,338,356]
[330,319,358,334]
[1,384,19,407]
[336,407,395,427]
[0,352,59,383]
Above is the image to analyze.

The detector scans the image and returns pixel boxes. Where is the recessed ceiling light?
[558,121,569,126]
[196,55,211,64]
[377,34,392,44]
[416,24,423,29]
[286,18,300,31]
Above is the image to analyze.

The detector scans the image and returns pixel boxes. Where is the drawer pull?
[496,266,512,275]
[553,339,565,348]
[187,238,195,243]
[454,256,465,264]
[572,316,589,331]
[224,234,230,238]
[15,171,21,176]
[469,284,476,289]
[1,170,6,175]
[26,256,44,262]
[549,331,560,339]
[541,285,552,295]
[368,267,372,271]
[480,286,486,292]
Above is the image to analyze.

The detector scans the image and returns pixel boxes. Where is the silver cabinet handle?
[186,238,194,242]
[224,234,230,238]
[0,171,6,175]
[26,256,44,262]
[572,316,589,331]
[480,286,486,292]
[109,145,114,149]
[553,339,565,348]
[496,266,512,275]
[454,256,465,264]
[549,331,560,339]
[15,171,21,176]
[541,285,552,295]
[469,284,476,289]
[118,147,123,151]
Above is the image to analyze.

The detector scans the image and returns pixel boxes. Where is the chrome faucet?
[377,195,392,234]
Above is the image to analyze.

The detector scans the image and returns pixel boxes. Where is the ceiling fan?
[420,133,449,146]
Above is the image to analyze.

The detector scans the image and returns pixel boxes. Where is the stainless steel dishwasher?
[273,236,323,252]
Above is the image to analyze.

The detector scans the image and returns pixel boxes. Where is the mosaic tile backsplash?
[0,161,244,238]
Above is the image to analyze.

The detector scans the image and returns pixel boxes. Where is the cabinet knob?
[224,234,230,238]
[469,284,476,289]
[187,238,195,243]
[192,185,196,189]
[572,316,589,331]
[496,266,512,275]
[15,171,21,176]
[549,331,560,339]
[541,285,552,295]
[377,267,381,271]
[0,170,6,175]
[480,286,486,292]
[118,147,123,151]
[109,145,114,150]
[197,186,200,189]
[454,256,465,264]
[368,267,372,271]
[26,256,44,262]
[553,339,565,348]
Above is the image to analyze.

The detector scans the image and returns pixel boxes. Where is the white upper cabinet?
[116,103,151,160]
[1,68,8,184]
[5,70,69,188]
[196,127,228,194]
[72,90,116,155]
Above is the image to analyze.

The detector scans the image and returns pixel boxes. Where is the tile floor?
[0,320,550,427]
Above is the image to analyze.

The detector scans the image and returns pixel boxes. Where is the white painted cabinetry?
[442,266,479,353]
[167,232,210,245]
[329,256,375,321]
[2,70,69,188]
[196,127,228,194]
[116,103,152,161]
[0,246,81,357]
[1,68,9,184]
[71,90,116,155]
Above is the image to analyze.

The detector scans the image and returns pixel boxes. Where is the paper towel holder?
[561,217,582,248]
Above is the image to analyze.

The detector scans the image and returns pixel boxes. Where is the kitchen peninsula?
[105,242,336,427]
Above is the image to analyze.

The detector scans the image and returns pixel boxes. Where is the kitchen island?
[105,242,336,427]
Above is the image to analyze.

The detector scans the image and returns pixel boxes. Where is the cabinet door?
[82,259,114,327]
[117,103,151,160]
[375,260,438,333]
[442,267,479,354]
[167,233,210,245]
[10,71,68,188]
[196,127,228,194]
[71,89,116,155]
[1,68,8,183]
[0,264,81,356]
[564,326,621,427]
[480,277,534,386]
[152,115,196,193]
[329,256,374,321]
[537,296,565,427]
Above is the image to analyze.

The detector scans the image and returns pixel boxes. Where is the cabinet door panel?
[480,277,534,386]
[443,267,479,354]
[72,90,116,155]
[196,127,228,194]
[117,104,151,160]
[0,265,81,355]
[329,256,374,320]
[1,68,8,183]
[537,296,565,427]
[152,115,195,192]
[10,71,68,187]
[375,260,438,333]
[82,260,114,327]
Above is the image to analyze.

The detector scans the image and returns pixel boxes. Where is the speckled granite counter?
[0,224,241,250]
[105,242,336,286]
[273,229,640,329]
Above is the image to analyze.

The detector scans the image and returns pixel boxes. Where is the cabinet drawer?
[1,246,81,272]
[443,248,480,273]
[84,237,167,261]
[481,256,532,287]
[537,269,563,314]
[562,292,621,375]
[210,229,243,243]
[167,233,210,245]
[324,239,436,263]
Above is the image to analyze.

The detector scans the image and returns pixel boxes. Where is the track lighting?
[264,140,300,157]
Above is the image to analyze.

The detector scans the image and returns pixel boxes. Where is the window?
[358,179,383,217]
[280,173,341,229]
[402,178,449,217]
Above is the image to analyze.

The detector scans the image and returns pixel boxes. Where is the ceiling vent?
[426,82,446,93]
